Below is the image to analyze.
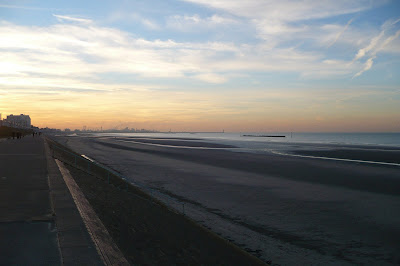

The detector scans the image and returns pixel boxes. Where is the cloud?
[381,17,400,30]
[107,11,160,30]
[180,0,378,21]
[53,14,93,24]
[353,56,375,78]
[1,5,398,91]
[193,73,227,83]
[378,29,400,51]
[0,4,51,10]
[351,18,400,77]
[166,14,238,31]
[140,18,160,30]
[352,31,384,62]
[0,19,358,88]
[180,0,382,42]
[328,18,354,48]
[179,0,386,52]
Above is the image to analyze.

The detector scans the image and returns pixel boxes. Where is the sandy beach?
[53,135,400,265]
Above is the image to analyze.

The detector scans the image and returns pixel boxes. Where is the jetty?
[242,134,286,138]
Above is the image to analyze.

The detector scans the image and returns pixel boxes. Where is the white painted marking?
[270,150,400,167]
[106,137,399,167]
[115,139,234,150]
[81,154,95,162]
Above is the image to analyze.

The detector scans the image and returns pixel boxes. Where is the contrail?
[328,18,354,48]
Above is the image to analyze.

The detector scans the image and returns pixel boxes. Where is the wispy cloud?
[328,18,354,48]
[180,0,382,44]
[352,31,384,62]
[379,29,400,51]
[0,4,51,10]
[181,0,379,21]
[353,29,400,78]
[353,56,375,78]
[352,17,400,77]
[193,73,227,84]
[107,11,160,30]
[166,14,238,31]
[1,2,399,88]
[0,18,363,92]
[53,14,93,24]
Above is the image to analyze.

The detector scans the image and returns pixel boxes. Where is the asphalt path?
[0,136,61,265]
[0,136,103,265]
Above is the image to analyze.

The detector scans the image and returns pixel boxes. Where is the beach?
[53,134,400,265]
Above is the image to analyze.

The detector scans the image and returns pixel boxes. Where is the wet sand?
[54,135,400,265]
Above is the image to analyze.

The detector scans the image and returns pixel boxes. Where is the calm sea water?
[95,132,400,148]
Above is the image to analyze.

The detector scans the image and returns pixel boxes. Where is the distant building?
[5,114,31,128]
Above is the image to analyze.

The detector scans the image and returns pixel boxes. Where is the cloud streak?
[352,18,400,77]
[180,0,378,21]
[0,4,52,10]
[353,56,375,78]
[180,0,381,44]
[328,18,354,48]
[166,14,238,31]
[53,14,93,24]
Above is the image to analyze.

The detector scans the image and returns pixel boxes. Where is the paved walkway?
[0,136,102,265]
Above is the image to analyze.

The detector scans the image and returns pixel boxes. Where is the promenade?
[0,136,102,265]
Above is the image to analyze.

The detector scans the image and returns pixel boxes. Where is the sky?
[0,0,399,132]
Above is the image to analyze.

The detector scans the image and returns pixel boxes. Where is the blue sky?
[0,0,399,131]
